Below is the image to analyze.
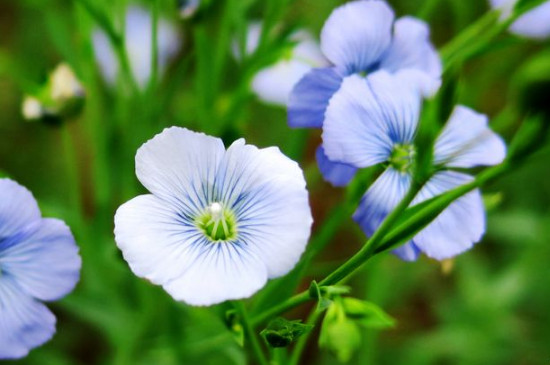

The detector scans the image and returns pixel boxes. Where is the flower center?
[196,202,237,242]
[389,143,416,173]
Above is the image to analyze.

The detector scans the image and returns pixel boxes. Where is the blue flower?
[0,179,81,359]
[287,0,441,185]
[490,0,550,39]
[114,127,313,306]
[322,72,506,261]
[92,5,181,89]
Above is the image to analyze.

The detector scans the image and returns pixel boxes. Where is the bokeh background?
[1,0,549,364]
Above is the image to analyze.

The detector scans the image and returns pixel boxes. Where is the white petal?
[135,127,226,214]
[115,194,269,305]
[92,30,118,86]
[215,140,313,278]
[321,0,394,71]
[0,179,41,239]
[380,16,442,81]
[411,171,485,260]
[125,6,181,88]
[252,60,312,106]
[0,277,56,359]
[291,30,329,67]
[322,71,421,168]
[434,105,506,168]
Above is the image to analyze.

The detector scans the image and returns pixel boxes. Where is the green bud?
[342,298,396,329]
[21,63,85,123]
[260,318,313,348]
[319,301,361,363]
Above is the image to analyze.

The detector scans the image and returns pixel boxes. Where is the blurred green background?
[1,0,549,364]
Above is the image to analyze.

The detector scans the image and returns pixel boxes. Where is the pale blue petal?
[434,106,506,168]
[320,0,394,72]
[215,140,313,278]
[1,219,81,301]
[380,16,442,82]
[288,67,344,128]
[316,146,357,187]
[92,30,118,86]
[0,277,56,359]
[392,242,421,262]
[353,168,412,237]
[115,194,269,306]
[93,6,180,89]
[125,6,180,88]
[322,71,421,168]
[0,179,41,239]
[411,171,485,260]
[135,127,226,214]
[509,2,550,39]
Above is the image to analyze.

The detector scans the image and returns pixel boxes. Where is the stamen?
[196,202,237,242]
[389,143,416,173]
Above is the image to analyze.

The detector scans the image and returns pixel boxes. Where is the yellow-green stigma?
[389,143,416,173]
[196,202,237,242]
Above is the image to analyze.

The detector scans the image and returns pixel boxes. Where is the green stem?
[149,0,159,91]
[234,301,269,365]
[251,160,512,326]
[61,123,85,231]
[289,309,322,365]
[319,180,423,286]
[252,292,310,327]
[74,0,139,93]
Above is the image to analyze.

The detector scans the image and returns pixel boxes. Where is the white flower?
[114,127,313,306]
[237,23,329,106]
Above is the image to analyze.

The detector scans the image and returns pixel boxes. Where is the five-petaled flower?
[288,0,442,186]
[322,71,506,261]
[0,179,81,359]
[114,127,313,306]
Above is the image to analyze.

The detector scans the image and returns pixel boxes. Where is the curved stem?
[251,161,511,326]
[289,309,322,365]
[320,180,422,286]
[234,301,269,365]
[251,291,310,327]
[74,0,139,93]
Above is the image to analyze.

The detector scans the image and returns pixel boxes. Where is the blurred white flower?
[92,5,181,89]
[490,0,550,39]
[237,23,329,106]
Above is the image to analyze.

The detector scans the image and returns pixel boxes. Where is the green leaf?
[514,0,548,15]
[319,302,361,363]
[376,163,509,255]
[342,298,396,329]
[260,318,314,348]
